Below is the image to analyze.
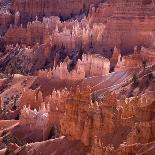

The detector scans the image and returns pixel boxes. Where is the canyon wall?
[19,84,155,154]
[4,0,155,56]
[101,0,155,52]
[11,0,103,20]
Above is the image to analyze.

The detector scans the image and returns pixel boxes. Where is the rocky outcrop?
[12,136,89,155]
[102,0,155,52]
[2,0,155,55]
[20,104,49,140]
[11,0,103,20]
[0,9,12,27]
[38,54,110,80]
[60,87,119,147]
[1,0,155,155]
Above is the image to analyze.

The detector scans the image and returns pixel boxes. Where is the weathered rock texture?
[102,0,155,52]
[1,0,155,155]
[11,0,103,20]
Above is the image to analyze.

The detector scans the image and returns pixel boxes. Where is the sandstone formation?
[1,0,155,155]
[11,0,103,20]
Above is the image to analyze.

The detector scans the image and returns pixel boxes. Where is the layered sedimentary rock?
[1,53,155,154]
[11,0,103,20]
[60,87,119,147]
[4,16,105,52]
[0,9,12,27]
[110,46,155,71]
[3,0,155,55]
[101,0,155,52]
[1,0,155,155]
[16,73,155,154]
[6,0,155,55]
[88,2,113,24]
[4,19,46,45]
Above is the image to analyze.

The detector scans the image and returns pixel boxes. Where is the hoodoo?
[1,0,155,155]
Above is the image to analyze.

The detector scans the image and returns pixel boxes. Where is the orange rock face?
[11,0,102,19]
[1,0,155,155]
[0,9,12,27]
